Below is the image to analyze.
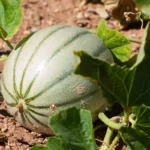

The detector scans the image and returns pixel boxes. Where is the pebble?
[87,7,109,19]
[84,13,90,19]
[42,2,48,6]
[95,8,109,19]
[76,19,91,28]
[47,20,54,25]
[5,145,11,150]
[31,27,38,32]
[1,124,8,132]
[23,30,31,35]
[76,12,84,19]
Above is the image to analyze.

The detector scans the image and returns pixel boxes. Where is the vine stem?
[4,39,14,50]
[124,108,131,125]
[108,133,120,150]
[124,111,129,125]
[99,127,113,150]
[98,113,123,130]
[98,113,124,150]
[127,37,142,44]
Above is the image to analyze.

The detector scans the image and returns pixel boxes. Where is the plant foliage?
[29,107,98,150]
[97,20,131,62]
[2,1,150,150]
[0,0,22,39]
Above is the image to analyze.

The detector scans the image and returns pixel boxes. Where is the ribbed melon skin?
[1,25,113,134]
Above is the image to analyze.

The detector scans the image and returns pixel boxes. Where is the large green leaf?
[135,0,150,17]
[74,51,130,107]
[0,0,22,39]
[97,20,131,62]
[29,137,64,150]
[48,107,98,150]
[46,137,65,150]
[29,108,97,150]
[74,22,150,108]
[133,107,150,136]
[119,127,150,150]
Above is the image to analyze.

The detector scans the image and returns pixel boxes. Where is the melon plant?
[1,25,113,134]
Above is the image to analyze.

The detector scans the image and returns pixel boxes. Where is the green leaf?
[29,146,49,150]
[119,127,150,150]
[132,21,150,68]
[74,22,150,108]
[97,20,131,62]
[0,0,22,39]
[74,51,130,106]
[47,137,65,150]
[48,107,98,150]
[133,107,150,137]
[135,0,150,17]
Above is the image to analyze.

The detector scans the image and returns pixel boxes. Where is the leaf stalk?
[4,39,14,50]
[124,108,131,125]
[99,127,113,150]
[98,113,123,130]
[127,37,142,44]
[108,133,120,150]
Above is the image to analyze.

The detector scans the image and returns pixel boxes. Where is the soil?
[0,0,145,150]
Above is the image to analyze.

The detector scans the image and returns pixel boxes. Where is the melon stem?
[16,99,26,112]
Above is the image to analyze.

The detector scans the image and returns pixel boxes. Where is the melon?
[1,25,113,134]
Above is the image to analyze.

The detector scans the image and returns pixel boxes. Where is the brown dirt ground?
[0,0,145,150]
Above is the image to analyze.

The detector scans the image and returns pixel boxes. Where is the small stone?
[84,13,90,19]
[23,30,30,35]
[88,7,109,19]
[131,33,136,37]
[5,145,11,150]
[42,2,48,6]
[76,12,84,20]
[95,8,109,19]
[2,124,8,132]
[47,20,54,25]
[31,27,38,32]
[76,19,91,28]
[37,138,43,143]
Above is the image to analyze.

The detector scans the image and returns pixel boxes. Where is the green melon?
[1,25,113,134]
